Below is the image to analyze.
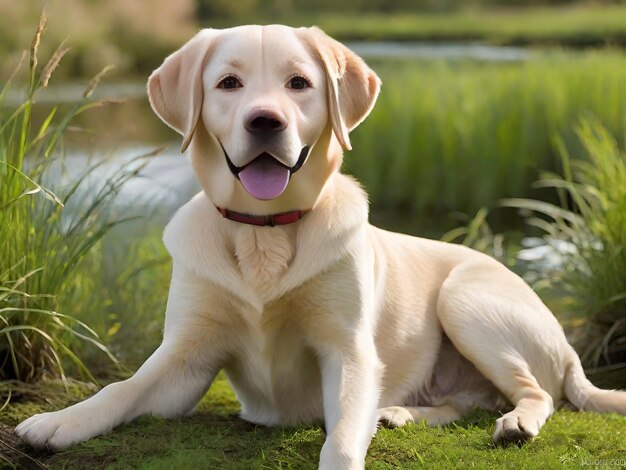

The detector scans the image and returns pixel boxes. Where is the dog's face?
[148,25,380,213]
[200,26,328,202]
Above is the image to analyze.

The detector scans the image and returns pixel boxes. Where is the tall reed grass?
[62,224,171,372]
[0,13,154,384]
[348,52,626,228]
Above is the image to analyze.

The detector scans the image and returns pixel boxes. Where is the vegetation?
[0,0,196,79]
[347,51,626,231]
[0,13,166,386]
[295,4,626,45]
[64,225,171,372]
[196,0,605,19]
[2,374,626,468]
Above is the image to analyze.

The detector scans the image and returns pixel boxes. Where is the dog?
[16,25,626,469]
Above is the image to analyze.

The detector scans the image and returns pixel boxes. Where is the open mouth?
[219,143,310,200]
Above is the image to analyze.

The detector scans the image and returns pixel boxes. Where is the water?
[58,147,198,216]
[347,41,529,61]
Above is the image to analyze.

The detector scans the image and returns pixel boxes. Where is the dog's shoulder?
[310,172,369,236]
[162,192,233,281]
[163,192,221,258]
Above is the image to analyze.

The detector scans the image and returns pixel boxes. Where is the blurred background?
[1,0,625,394]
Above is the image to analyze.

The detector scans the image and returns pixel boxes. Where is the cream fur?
[17,25,626,470]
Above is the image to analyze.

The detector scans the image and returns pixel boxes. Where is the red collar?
[215,206,310,227]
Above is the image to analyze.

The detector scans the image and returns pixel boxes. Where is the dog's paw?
[15,407,106,450]
[377,406,414,429]
[493,413,537,447]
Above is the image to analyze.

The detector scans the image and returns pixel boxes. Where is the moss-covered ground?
[1,374,625,469]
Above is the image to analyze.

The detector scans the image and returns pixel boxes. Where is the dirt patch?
[0,423,49,469]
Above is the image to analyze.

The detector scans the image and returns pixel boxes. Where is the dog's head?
[148,25,380,214]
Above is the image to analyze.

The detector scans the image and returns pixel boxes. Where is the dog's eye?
[217,75,243,89]
[287,75,311,90]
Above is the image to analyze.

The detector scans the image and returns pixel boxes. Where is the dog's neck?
[215,172,369,299]
[217,205,311,293]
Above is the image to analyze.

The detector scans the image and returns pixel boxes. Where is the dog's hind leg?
[436,259,569,445]
[377,404,462,428]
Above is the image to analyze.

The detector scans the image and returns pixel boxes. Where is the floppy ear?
[301,27,381,151]
[147,29,219,152]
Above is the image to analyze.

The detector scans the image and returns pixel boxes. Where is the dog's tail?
[563,346,626,414]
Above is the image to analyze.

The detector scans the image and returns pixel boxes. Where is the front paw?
[319,441,364,470]
[15,406,109,450]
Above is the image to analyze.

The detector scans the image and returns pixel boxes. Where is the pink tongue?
[238,154,291,200]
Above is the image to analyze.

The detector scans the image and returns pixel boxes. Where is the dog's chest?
[233,225,296,298]
[224,294,324,426]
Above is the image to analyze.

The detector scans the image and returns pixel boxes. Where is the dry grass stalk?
[83,65,115,98]
[30,10,47,70]
[40,46,71,88]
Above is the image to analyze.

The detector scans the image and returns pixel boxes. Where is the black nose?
[244,110,287,134]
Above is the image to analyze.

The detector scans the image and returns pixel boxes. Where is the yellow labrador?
[17,25,626,469]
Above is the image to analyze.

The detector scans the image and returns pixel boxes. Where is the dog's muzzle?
[219,143,310,200]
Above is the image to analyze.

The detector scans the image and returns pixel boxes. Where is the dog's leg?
[377,405,461,428]
[437,260,567,446]
[16,270,228,450]
[316,335,383,470]
[308,254,384,470]
[15,340,219,450]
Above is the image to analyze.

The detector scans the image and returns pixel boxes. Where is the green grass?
[2,374,625,469]
[209,4,626,47]
[302,4,626,46]
[346,50,626,229]
[0,13,117,383]
[62,223,172,372]
[0,12,168,384]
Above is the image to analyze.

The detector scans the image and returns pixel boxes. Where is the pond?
[346,41,529,61]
